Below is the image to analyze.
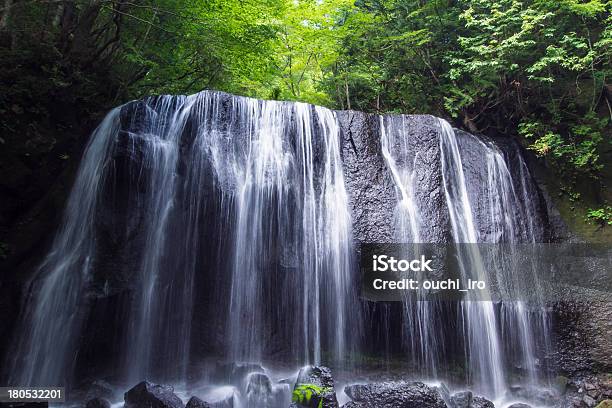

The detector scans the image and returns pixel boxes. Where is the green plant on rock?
[586,206,612,227]
[292,384,330,408]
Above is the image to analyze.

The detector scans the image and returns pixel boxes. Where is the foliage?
[0,0,609,219]
[292,383,330,408]
[322,0,610,211]
[586,206,612,226]
[329,0,610,180]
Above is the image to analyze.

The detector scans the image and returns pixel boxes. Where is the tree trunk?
[345,78,351,111]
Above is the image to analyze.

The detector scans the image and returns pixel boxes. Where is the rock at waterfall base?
[342,381,446,408]
[471,396,495,408]
[124,381,184,408]
[448,390,494,408]
[450,390,472,408]
[85,397,111,408]
[561,375,612,408]
[185,397,212,408]
[290,365,338,408]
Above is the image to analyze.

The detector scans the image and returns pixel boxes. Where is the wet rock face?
[396,115,450,243]
[336,112,450,243]
[343,381,447,408]
[455,130,550,243]
[124,381,184,408]
[551,299,612,375]
[336,111,396,243]
[560,375,612,408]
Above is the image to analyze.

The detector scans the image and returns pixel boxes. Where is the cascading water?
[455,128,552,391]
[379,116,552,400]
[224,99,356,366]
[439,119,553,399]
[380,115,440,377]
[6,109,121,387]
[438,119,506,397]
[6,91,358,396]
[125,95,192,383]
[380,116,421,243]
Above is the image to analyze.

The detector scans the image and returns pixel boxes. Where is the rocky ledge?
[342,381,448,407]
[82,365,612,408]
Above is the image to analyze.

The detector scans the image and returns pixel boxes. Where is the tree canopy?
[0,0,610,224]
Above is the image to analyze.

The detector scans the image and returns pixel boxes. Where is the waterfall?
[224,99,355,365]
[457,127,552,388]
[380,116,421,243]
[6,91,358,388]
[438,120,551,397]
[124,95,197,383]
[379,115,440,377]
[438,119,506,397]
[7,109,121,387]
[379,117,551,399]
[4,92,553,406]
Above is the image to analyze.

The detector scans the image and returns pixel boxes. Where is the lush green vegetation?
[292,383,330,408]
[0,0,610,222]
[587,205,612,225]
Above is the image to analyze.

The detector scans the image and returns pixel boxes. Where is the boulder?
[343,381,446,408]
[185,396,212,408]
[506,404,531,408]
[124,381,184,408]
[185,396,232,408]
[85,397,111,408]
[583,395,597,407]
[450,390,473,408]
[471,396,494,408]
[291,365,338,408]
